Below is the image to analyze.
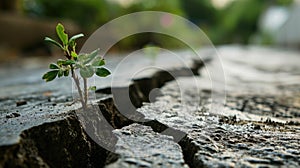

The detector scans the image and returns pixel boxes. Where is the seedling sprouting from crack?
[42,23,110,109]
[143,44,160,65]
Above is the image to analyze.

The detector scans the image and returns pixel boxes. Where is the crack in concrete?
[0,56,205,167]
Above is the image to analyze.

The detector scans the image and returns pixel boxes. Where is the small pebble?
[6,112,21,118]
[16,100,27,106]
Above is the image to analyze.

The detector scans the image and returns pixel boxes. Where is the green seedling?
[143,44,160,64]
[43,23,110,109]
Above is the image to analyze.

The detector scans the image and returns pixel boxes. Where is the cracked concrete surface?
[0,46,300,167]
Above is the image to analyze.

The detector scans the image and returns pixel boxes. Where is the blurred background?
[0,0,299,68]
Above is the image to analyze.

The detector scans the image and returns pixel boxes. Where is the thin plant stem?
[83,78,88,107]
[71,65,86,109]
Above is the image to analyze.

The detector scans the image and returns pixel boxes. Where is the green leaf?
[69,33,84,47]
[70,33,84,42]
[83,49,99,64]
[42,70,58,82]
[64,69,69,76]
[77,54,88,65]
[92,57,105,66]
[57,59,66,66]
[44,37,63,49]
[49,63,59,69]
[71,51,77,58]
[56,23,68,45]
[98,59,105,66]
[64,60,76,65]
[89,86,97,91]
[58,69,64,78]
[77,54,86,61]
[96,67,110,77]
[74,63,82,69]
[80,65,94,78]
[57,59,75,66]
[70,41,76,49]
[69,40,76,49]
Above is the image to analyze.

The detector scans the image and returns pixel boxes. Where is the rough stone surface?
[0,111,115,168]
[0,49,203,167]
[1,46,300,167]
[137,46,300,167]
[106,124,189,168]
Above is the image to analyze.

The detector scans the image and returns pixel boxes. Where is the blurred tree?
[21,0,295,47]
[23,0,110,30]
[210,0,294,44]
[22,0,188,51]
[107,0,187,51]
[124,0,184,15]
[180,0,217,25]
[276,0,294,6]
[211,0,267,44]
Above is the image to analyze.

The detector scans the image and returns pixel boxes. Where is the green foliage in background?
[23,0,294,47]
[110,0,186,51]
[23,0,109,30]
[23,0,186,50]
[211,0,266,44]
[210,0,294,44]
[123,0,184,15]
[181,0,217,25]
[277,0,294,6]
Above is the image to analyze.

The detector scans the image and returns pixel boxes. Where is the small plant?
[143,44,160,64]
[42,23,110,109]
